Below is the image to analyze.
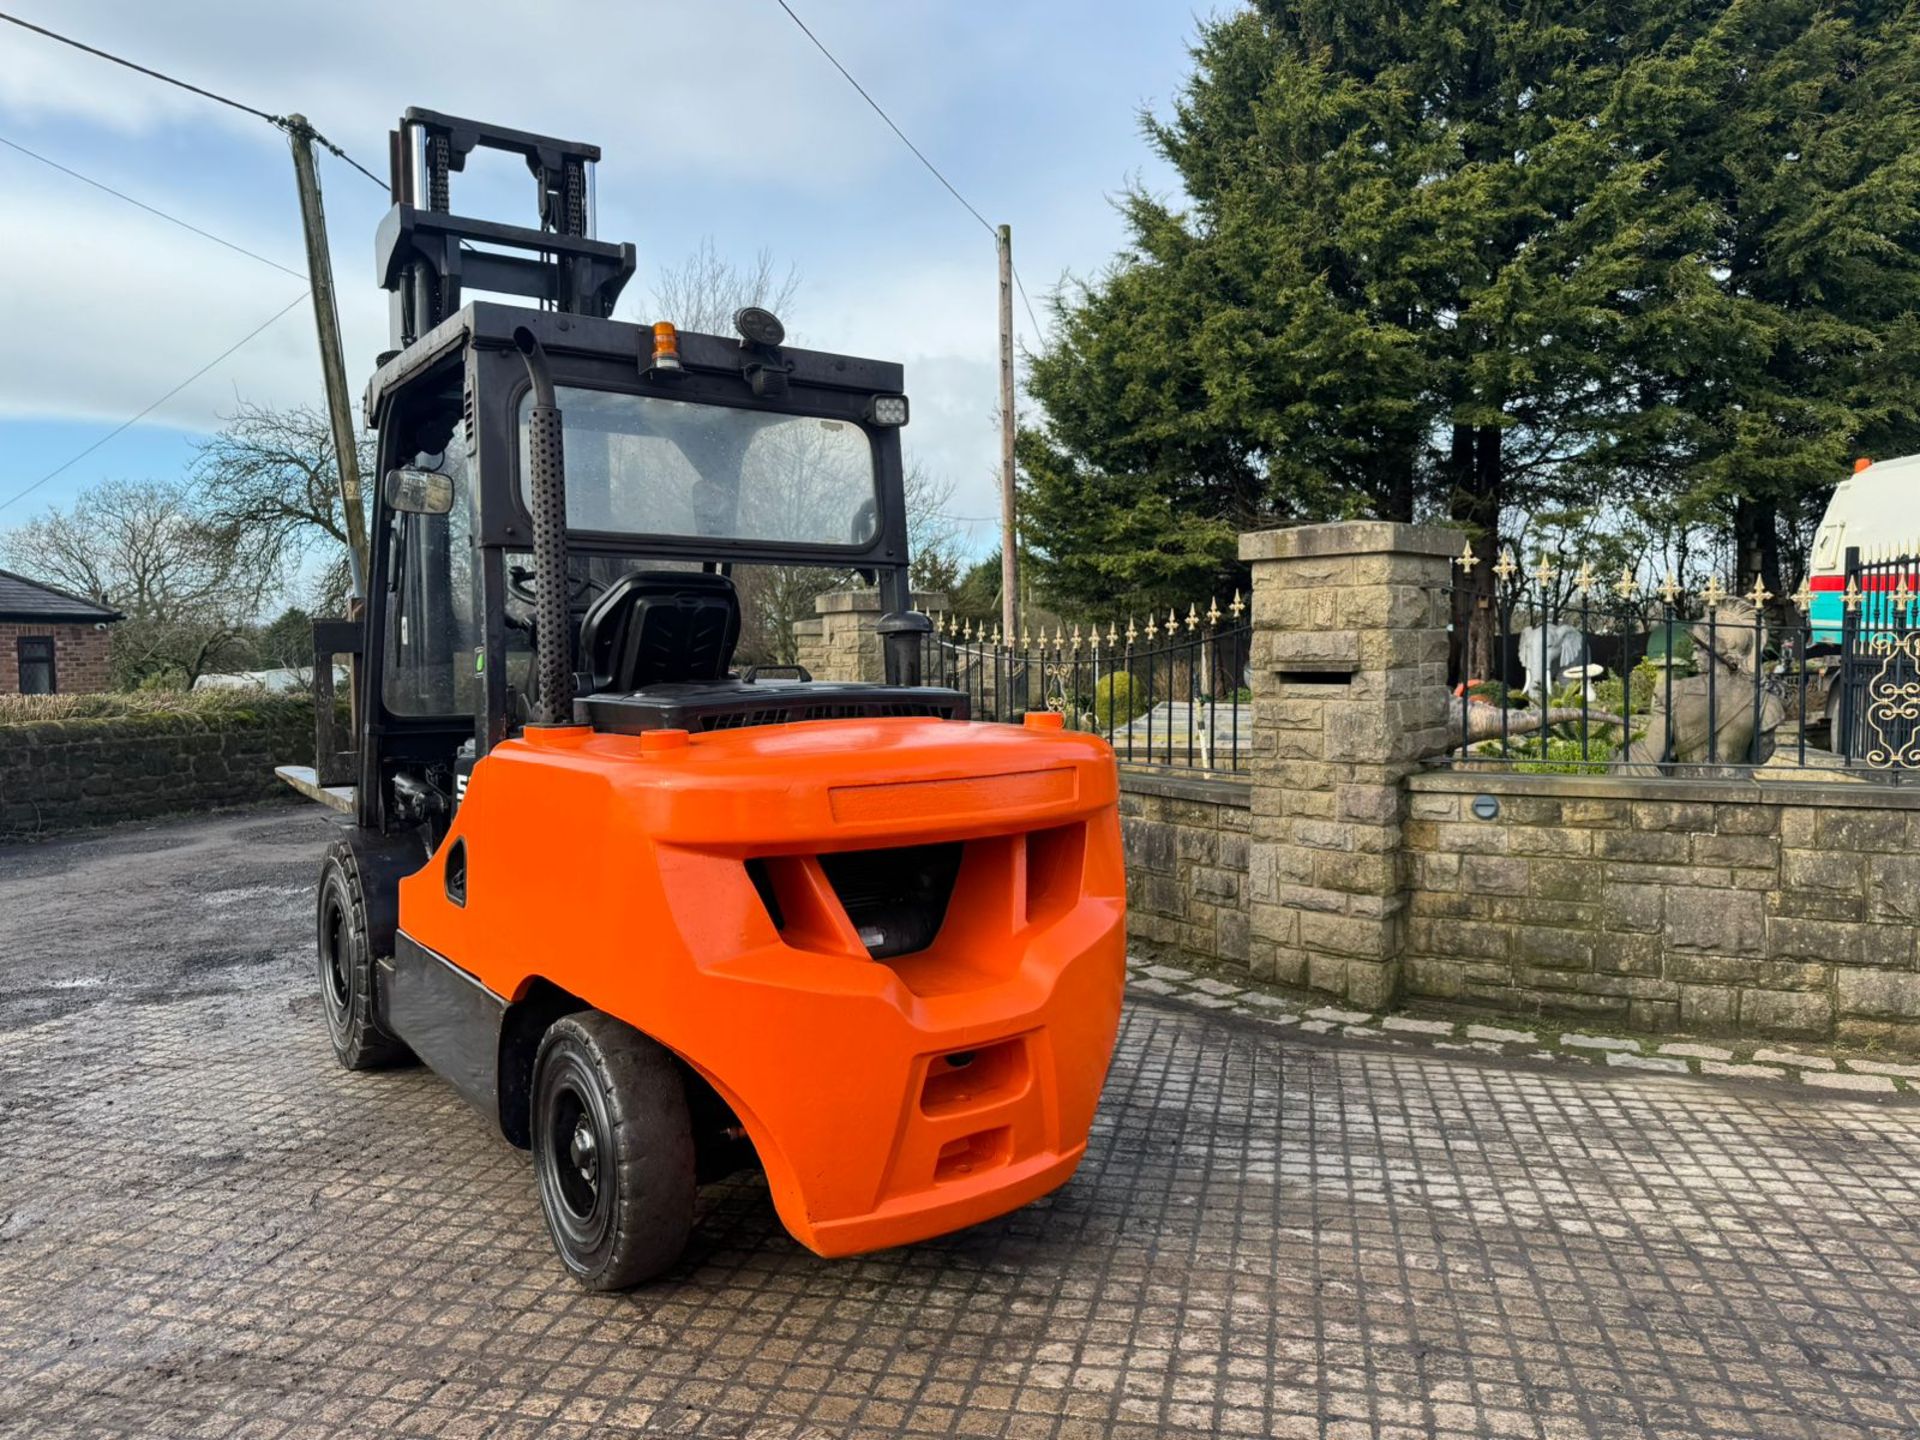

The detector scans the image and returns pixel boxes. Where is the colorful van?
[1807,454,1920,645]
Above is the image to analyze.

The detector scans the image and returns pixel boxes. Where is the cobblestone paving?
[6,811,1920,1439]
[1127,962,1920,1094]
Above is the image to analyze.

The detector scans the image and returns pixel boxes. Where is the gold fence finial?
[1614,565,1638,600]
[1457,540,1479,573]
[1746,576,1773,611]
[1493,549,1518,584]
[1658,571,1681,605]
[1229,589,1245,619]
[1700,573,1728,609]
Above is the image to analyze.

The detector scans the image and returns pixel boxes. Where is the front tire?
[316,840,411,1070]
[531,1013,695,1289]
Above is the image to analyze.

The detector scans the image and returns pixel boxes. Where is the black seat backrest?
[578,570,741,693]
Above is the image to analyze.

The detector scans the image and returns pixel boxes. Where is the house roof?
[0,569,123,624]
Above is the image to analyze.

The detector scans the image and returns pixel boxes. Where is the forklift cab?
[357,300,942,841]
[302,110,1124,1291]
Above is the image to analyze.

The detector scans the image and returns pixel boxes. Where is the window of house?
[17,637,55,695]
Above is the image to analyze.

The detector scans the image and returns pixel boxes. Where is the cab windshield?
[517,387,880,546]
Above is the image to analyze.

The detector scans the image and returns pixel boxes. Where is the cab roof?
[366,301,903,424]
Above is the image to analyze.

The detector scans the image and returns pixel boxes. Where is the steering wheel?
[507,563,604,608]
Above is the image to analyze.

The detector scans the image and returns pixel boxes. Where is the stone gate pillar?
[793,590,949,684]
[1240,522,1460,1008]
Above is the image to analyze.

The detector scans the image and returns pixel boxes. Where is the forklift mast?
[376,108,637,351]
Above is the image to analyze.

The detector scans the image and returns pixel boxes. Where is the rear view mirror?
[385,466,454,515]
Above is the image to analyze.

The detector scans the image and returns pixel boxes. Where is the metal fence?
[1447,544,1919,781]
[921,599,1252,773]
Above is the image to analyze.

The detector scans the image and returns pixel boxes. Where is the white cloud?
[0,2,979,188]
[0,170,330,432]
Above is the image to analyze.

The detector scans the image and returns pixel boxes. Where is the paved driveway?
[3,808,1920,1440]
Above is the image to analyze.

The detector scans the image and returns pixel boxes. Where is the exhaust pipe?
[877,611,933,687]
[513,327,574,725]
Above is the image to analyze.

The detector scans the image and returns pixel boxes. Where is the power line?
[0,9,385,188]
[1011,269,1045,351]
[770,0,1049,346]
[0,9,279,124]
[0,292,310,515]
[772,0,994,238]
[0,132,306,279]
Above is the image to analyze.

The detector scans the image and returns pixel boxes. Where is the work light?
[866,394,910,427]
[734,306,785,348]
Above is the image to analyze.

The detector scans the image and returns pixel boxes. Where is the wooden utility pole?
[287,115,369,599]
[997,223,1018,642]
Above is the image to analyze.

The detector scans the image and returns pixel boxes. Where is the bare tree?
[905,462,963,596]
[2,478,275,687]
[643,236,801,335]
[192,400,371,613]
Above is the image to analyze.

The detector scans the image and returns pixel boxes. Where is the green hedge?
[0,688,316,726]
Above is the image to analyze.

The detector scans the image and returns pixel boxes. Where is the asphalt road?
[4,806,1920,1440]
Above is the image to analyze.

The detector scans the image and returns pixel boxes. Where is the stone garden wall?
[1402,772,1920,1046]
[1119,769,1251,971]
[0,700,314,840]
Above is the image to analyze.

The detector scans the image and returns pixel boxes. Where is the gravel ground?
[4,807,1920,1440]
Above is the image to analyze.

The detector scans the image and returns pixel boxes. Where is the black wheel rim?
[536,1048,615,1266]
[320,887,351,1015]
[551,1084,598,1217]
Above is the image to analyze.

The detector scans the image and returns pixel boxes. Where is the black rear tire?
[316,839,412,1070]
[531,1012,695,1289]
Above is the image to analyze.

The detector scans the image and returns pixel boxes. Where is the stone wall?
[1120,769,1251,970]
[0,622,113,695]
[0,700,315,839]
[1404,771,1920,1046]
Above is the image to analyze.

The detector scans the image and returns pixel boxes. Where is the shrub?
[1091,671,1147,731]
[1573,660,1660,717]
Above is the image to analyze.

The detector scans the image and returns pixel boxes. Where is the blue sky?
[0,2,1213,558]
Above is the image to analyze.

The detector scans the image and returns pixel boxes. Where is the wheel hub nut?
[569,1120,598,1184]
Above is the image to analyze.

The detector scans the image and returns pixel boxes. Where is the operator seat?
[578,570,741,694]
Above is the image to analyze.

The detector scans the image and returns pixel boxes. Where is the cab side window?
[382,437,478,718]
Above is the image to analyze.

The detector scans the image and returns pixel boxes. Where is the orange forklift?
[287,110,1126,1287]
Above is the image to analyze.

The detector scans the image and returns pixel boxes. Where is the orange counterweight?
[397,716,1127,1255]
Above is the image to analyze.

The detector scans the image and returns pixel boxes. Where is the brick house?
[0,569,122,695]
